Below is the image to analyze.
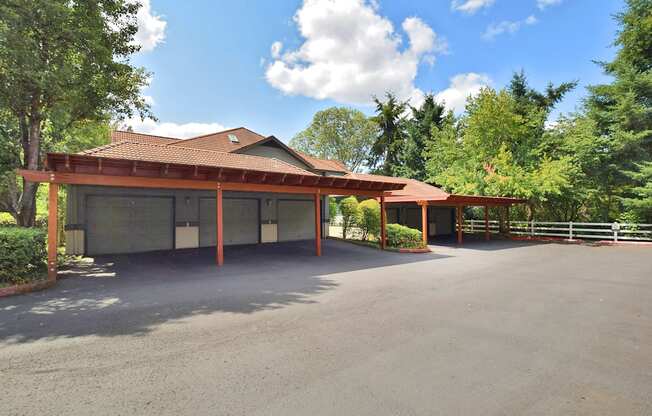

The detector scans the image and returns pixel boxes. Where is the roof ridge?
[171,126,265,144]
[78,140,128,155]
[88,140,317,175]
[112,130,180,141]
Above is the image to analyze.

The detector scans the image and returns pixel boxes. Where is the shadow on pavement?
[0,239,446,344]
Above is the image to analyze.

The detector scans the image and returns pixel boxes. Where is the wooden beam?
[421,203,428,246]
[216,185,224,266]
[47,183,59,281]
[19,170,387,197]
[314,193,321,256]
[380,195,387,249]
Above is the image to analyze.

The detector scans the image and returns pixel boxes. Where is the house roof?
[297,151,349,173]
[111,130,179,145]
[79,140,317,176]
[167,127,267,153]
[110,127,350,173]
[346,172,524,206]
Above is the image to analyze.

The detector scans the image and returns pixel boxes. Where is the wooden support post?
[456,205,464,245]
[380,195,387,249]
[506,205,511,236]
[421,203,428,246]
[47,183,59,281]
[216,185,224,266]
[314,193,321,256]
[484,205,490,241]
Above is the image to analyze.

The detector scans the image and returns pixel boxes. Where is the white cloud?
[482,15,538,41]
[451,0,495,14]
[133,0,167,52]
[265,0,446,106]
[435,73,491,114]
[537,0,562,10]
[122,118,226,139]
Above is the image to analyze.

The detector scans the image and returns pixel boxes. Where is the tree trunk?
[15,112,42,227]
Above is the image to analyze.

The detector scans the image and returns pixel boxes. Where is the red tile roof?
[111,130,180,145]
[168,127,267,153]
[347,173,524,205]
[80,141,317,176]
[111,128,351,174]
[297,151,349,173]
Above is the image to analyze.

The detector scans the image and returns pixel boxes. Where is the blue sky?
[127,0,624,142]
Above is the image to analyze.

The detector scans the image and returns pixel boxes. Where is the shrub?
[339,196,359,239]
[0,227,47,286]
[386,223,424,249]
[328,196,338,219]
[357,199,380,241]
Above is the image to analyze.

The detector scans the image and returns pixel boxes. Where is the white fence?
[463,220,652,242]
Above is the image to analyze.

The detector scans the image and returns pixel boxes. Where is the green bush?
[386,223,424,249]
[0,227,47,286]
[339,196,359,240]
[357,199,380,241]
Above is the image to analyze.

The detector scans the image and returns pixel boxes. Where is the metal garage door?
[199,198,259,246]
[86,196,174,255]
[277,200,315,242]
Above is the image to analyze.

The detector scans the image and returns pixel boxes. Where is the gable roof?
[79,140,317,176]
[110,127,351,174]
[111,130,179,145]
[297,151,349,173]
[168,127,267,153]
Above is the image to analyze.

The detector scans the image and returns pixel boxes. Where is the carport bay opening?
[65,185,330,256]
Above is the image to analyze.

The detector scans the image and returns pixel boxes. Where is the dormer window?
[228,134,239,143]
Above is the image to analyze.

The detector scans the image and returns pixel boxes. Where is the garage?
[199,198,260,247]
[86,195,174,255]
[277,199,315,241]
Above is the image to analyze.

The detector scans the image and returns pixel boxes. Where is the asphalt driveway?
[1,239,651,415]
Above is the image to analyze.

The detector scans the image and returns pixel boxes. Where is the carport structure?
[19,147,404,280]
[348,173,526,246]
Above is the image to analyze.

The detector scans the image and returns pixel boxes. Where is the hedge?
[0,227,47,286]
[386,223,425,249]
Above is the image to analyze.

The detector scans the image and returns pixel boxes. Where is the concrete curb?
[0,279,56,298]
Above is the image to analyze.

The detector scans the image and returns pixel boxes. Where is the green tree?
[339,196,359,240]
[621,162,652,222]
[582,0,652,220]
[0,0,152,226]
[369,93,408,176]
[425,86,575,219]
[290,107,376,172]
[396,94,445,181]
[357,199,380,241]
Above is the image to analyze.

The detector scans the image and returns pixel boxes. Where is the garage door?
[199,198,259,246]
[86,196,174,255]
[278,200,315,242]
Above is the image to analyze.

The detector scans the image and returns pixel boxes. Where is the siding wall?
[385,204,454,237]
[66,185,330,255]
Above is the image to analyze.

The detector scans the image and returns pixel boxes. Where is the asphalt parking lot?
[1,239,651,415]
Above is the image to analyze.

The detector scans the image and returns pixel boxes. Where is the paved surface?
[1,239,651,415]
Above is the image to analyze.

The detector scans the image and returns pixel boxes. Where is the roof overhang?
[387,194,526,206]
[21,152,404,196]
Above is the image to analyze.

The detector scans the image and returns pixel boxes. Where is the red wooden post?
[380,195,387,249]
[421,202,428,246]
[47,183,59,281]
[216,185,224,266]
[456,205,464,245]
[314,193,321,256]
[484,205,490,241]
